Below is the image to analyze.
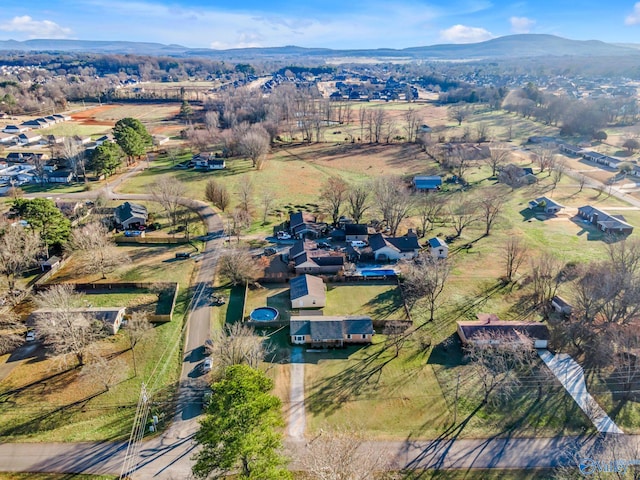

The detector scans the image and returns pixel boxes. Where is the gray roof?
[290,315,374,341]
[344,318,374,335]
[314,256,344,266]
[290,319,311,336]
[368,233,387,251]
[387,236,420,252]
[578,205,633,231]
[289,240,305,259]
[114,202,148,224]
[290,211,304,228]
[310,320,343,342]
[457,320,550,342]
[290,274,325,300]
[533,196,564,210]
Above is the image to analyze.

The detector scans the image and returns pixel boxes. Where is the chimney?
[592,213,598,226]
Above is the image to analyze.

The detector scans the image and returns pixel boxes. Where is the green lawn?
[41,123,112,137]
[324,282,407,319]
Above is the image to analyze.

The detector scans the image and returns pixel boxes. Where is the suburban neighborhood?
[2,27,640,480]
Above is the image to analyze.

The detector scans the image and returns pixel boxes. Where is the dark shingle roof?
[345,224,368,236]
[290,211,304,229]
[289,240,305,259]
[310,320,343,342]
[314,256,344,266]
[114,202,148,224]
[428,237,447,248]
[387,236,420,252]
[367,233,387,251]
[344,318,374,335]
[290,319,311,336]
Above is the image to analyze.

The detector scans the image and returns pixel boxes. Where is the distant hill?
[0,34,638,60]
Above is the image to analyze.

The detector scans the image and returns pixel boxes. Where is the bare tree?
[533,143,556,174]
[403,107,420,143]
[486,146,510,177]
[153,177,186,229]
[502,237,527,282]
[260,189,276,225]
[449,103,471,126]
[34,284,105,368]
[229,208,252,242]
[372,177,414,236]
[415,191,444,237]
[302,426,390,480]
[551,158,566,189]
[0,310,24,355]
[0,221,42,291]
[126,311,152,376]
[237,175,254,214]
[347,183,370,224]
[239,124,270,170]
[464,332,536,405]
[529,253,564,308]
[80,355,127,393]
[578,173,587,192]
[69,222,127,279]
[204,178,231,212]
[320,176,349,226]
[447,194,478,237]
[206,323,271,376]
[477,189,506,236]
[60,137,87,182]
[218,248,262,285]
[403,253,450,322]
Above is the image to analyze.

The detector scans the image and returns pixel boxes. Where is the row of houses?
[560,143,640,177]
[2,114,72,134]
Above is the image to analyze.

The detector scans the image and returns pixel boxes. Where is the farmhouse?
[290,315,374,347]
[427,237,448,259]
[412,175,442,191]
[457,314,550,349]
[577,205,634,235]
[114,202,148,230]
[192,152,226,170]
[289,274,326,309]
[31,307,127,335]
[528,196,565,214]
[368,232,421,261]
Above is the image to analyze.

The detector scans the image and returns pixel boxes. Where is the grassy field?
[40,123,111,137]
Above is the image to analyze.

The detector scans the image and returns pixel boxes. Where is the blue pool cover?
[360,269,396,277]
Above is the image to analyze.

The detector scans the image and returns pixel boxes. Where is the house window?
[294,335,305,342]
[346,334,352,339]
[362,334,367,339]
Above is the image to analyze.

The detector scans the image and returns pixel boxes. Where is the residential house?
[55,200,84,218]
[289,211,326,239]
[290,315,374,347]
[412,175,442,191]
[6,152,42,163]
[528,196,565,214]
[47,170,74,184]
[31,307,126,335]
[290,274,326,309]
[427,237,448,259]
[577,205,634,235]
[46,135,65,145]
[73,135,92,145]
[95,134,112,146]
[559,144,583,156]
[582,151,621,168]
[345,223,369,243]
[294,252,345,275]
[192,152,225,170]
[114,202,148,229]
[52,114,72,122]
[0,132,16,144]
[457,314,549,349]
[368,232,421,261]
[2,125,29,134]
[551,296,573,316]
[18,132,43,145]
[20,119,49,129]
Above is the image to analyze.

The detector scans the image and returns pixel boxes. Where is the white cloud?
[439,24,493,44]
[0,15,72,39]
[510,16,536,34]
[625,2,640,25]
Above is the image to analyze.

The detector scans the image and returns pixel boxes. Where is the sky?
[0,1,640,50]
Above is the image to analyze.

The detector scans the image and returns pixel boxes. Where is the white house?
[368,232,421,261]
[427,237,448,259]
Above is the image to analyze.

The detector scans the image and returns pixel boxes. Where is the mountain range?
[0,34,638,60]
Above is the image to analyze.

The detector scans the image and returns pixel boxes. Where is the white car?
[202,357,213,373]
[276,232,292,240]
[350,240,368,248]
[25,330,36,342]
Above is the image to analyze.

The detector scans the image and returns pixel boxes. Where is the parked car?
[264,247,277,255]
[350,240,368,248]
[317,241,331,249]
[175,252,191,259]
[276,231,291,240]
[202,357,213,373]
[25,330,36,342]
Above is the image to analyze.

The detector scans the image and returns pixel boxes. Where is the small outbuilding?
[427,237,448,259]
[290,274,326,309]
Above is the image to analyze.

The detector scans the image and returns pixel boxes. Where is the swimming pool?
[249,307,280,322]
[360,269,397,277]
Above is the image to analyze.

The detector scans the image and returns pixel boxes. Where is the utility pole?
[119,383,151,479]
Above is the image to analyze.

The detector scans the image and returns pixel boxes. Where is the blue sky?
[0,1,640,49]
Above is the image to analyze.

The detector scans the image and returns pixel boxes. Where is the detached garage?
[289,274,326,309]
